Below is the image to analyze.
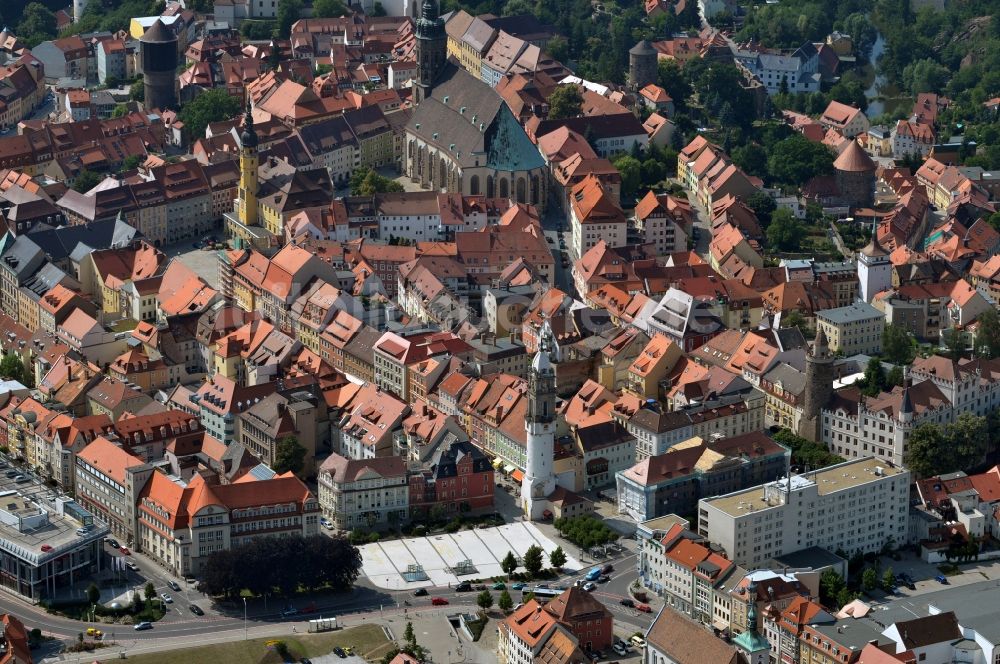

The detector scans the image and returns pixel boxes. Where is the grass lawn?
[122,624,393,664]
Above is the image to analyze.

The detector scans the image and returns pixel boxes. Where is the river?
[863,31,909,119]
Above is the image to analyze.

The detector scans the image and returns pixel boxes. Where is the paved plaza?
[359,523,583,589]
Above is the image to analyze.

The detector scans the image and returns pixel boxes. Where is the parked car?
[455,582,472,592]
[160,593,173,603]
[619,599,634,607]
[281,608,299,617]
[126,561,139,571]
[413,588,428,597]
[492,582,506,590]
[601,564,614,574]
[134,622,152,631]
[431,597,449,605]
[597,575,610,584]
[636,603,652,613]
[168,581,181,591]
[474,584,487,591]
[936,575,949,584]
[13,475,28,483]
[3,470,16,478]
[630,636,646,648]
[40,544,52,552]
[511,582,526,590]
[189,604,204,616]
[120,546,131,555]
[536,583,550,589]
[583,582,596,592]
[104,538,119,548]
[612,643,628,656]
[333,647,347,658]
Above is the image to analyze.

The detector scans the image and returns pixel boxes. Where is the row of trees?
[772,429,845,470]
[552,515,617,550]
[904,412,996,478]
[200,535,362,598]
[500,545,567,577]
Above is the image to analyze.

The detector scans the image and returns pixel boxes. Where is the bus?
[520,586,562,603]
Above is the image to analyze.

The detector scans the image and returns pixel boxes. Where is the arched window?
[470,175,480,195]
[516,177,526,203]
[499,177,509,199]
[486,175,494,198]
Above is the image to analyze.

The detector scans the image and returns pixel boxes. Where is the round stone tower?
[797,327,834,443]
[140,19,178,111]
[834,140,876,208]
[629,40,657,91]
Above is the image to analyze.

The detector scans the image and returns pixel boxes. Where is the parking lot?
[168,239,224,289]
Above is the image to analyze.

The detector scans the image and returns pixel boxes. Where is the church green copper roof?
[733,628,770,653]
[486,103,545,172]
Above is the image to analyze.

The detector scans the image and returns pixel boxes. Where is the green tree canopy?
[732,144,769,179]
[501,551,518,576]
[312,0,348,17]
[767,134,835,186]
[548,546,567,569]
[858,357,887,397]
[276,0,303,38]
[87,582,101,605]
[72,170,102,194]
[547,84,584,120]
[861,567,878,593]
[522,545,544,576]
[745,191,777,225]
[351,168,405,196]
[902,58,950,96]
[766,208,806,252]
[882,324,916,365]
[476,590,494,611]
[179,89,243,139]
[819,568,845,607]
[144,582,156,601]
[273,435,307,475]
[17,3,57,47]
[975,308,1000,359]
[0,353,30,386]
[655,59,692,111]
[881,567,895,591]
[612,154,642,200]
[498,589,513,613]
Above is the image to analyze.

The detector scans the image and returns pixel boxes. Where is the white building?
[698,457,910,568]
[316,454,409,532]
[734,43,821,96]
[858,232,892,303]
[521,326,558,520]
[815,301,885,356]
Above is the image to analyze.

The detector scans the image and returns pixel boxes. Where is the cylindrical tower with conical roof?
[834,141,876,208]
[629,40,657,91]
[141,19,178,111]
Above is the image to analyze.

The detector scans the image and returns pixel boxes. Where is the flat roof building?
[698,457,909,568]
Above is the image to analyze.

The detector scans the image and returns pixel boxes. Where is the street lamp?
[243,597,247,641]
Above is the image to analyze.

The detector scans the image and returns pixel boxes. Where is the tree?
[312,0,347,17]
[476,590,494,611]
[861,567,878,593]
[276,0,303,38]
[767,134,835,186]
[732,144,769,179]
[131,591,143,613]
[17,3,57,47]
[72,170,102,194]
[178,89,243,140]
[836,587,857,609]
[858,356,886,397]
[144,582,156,601]
[766,208,806,252]
[548,546,567,570]
[746,191,777,224]
[498,589,513,612]
[612,155,642,200]
[881,567,895,591]
[655,60,692,110]
[87,583,100,605]
[501,551,518,576]
[273,435,307,474]
[523,545,544,576]
[950,412,989,471]
[819,568,845,607]
[902,58,950,96]
[975,308,1000,359]
[886,365,904,388]
[0,353,30,386]
[905,423,946,478]
[404,622,415,646]
[121,154,143,172]
[350,167,404,196]
[882,324,916,365]
[546,35,568,63]
[371,2,387,15]
[942,326,965,360]
[130,79,145,103]
[547,84,584,120]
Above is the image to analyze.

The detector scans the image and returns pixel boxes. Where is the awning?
[511,469,524,483]
[503,464,515,474]
[492,458,503,469]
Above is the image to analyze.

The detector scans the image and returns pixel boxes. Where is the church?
[404,0,548,209]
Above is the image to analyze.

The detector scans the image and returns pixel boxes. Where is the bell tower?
[414,0,445,104]
[237,103,259,227]
[521,323,557,520]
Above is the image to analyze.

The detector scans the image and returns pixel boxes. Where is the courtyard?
[359,522,582,589]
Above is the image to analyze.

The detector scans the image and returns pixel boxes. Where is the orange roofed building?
[137,471,319,576]
[499,597,592,664]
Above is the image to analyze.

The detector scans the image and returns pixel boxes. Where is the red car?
[636,603,652,613]
[120,546,131,555]
[431,597,449,606]
[40,544,52,552]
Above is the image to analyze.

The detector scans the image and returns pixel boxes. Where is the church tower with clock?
[521,324,558,520]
